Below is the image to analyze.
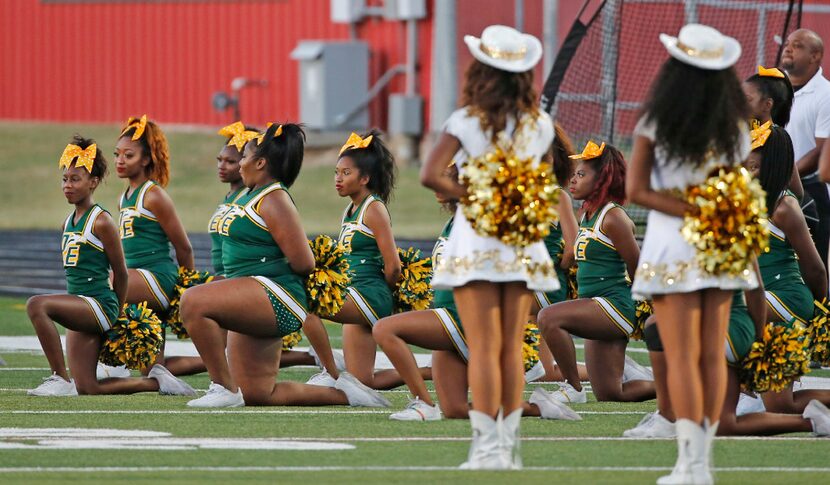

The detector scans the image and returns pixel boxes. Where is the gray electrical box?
[383,0,427,20]
[290,41,369,131]
[388,94,423,135]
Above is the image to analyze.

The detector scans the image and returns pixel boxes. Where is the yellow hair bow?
[120,114,148,141]
[758,65,785,79]
[750,120,772,150]
[255,122,283,145]
[339,132,373,156]
[59,143,97,173]
[569,141,606,160]
[218,122,261,151]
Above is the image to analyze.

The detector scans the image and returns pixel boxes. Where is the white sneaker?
[308,346,347,372]
[28,373,78,397]
[96,363,131,379]
[803,399,830,436]
[524,361,545,383]
[551,381,587,404]
[148,364,197,396]
[334,372,391,407]
[624,411,676,438]
[389,397,442,421]
[306,370,337,388]
[623,412,655,437]
[736,391,766,416]
[529,387,582,420]
[187,382,244,408]
[622,354,654,383]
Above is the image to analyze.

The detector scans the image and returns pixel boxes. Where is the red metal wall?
[2,1,828,130]
[0,0,433,128]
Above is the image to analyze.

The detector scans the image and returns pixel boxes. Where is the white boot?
[702,418,718,483]
[460,410,507,470]
[657,419,711,485]
[500,408,523,469]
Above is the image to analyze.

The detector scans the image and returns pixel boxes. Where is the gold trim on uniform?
[635,261,693,287]
[434,249,556,278]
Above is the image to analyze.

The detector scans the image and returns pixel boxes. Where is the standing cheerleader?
[627,25,754,484]
[537,141,654,403]
[181,124,387,408]
[115,115,200,377]
[373,173,579,422]
[27,136,193,396]
[421,25,558,469]
[747,123,830,414]
[301,131,406,394]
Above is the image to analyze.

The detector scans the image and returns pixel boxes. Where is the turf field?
[0,122,446,238]
[1,295,829,484]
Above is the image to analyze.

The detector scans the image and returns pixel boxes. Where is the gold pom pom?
[808,299,830,366]
[740,321,811,392]
[165,267,214,339]
[632,300,653,341]
[682,167,769,277]
[281,331,303,351]
[307,235,351,317]
[567,264,579,301]
[99,301,164,370]
[395,247,433,312]
[522,321,541,372]
[461,148,559,247]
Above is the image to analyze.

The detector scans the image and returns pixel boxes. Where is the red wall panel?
[0,0,433,129]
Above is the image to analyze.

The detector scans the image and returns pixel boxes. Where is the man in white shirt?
[784,29,830,269]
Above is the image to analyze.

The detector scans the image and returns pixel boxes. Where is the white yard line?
[0,465,828,473]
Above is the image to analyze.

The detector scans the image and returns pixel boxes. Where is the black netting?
[542,0,802,236]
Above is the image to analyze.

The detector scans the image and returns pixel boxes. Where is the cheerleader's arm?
[601,207,639,280]
[626,135,693,218]
[557,192,578,269]
[94,211,129,310]
[776,196,828,300]
[420,133,466,200]
[745,259,766,338]
[363,202,402,289]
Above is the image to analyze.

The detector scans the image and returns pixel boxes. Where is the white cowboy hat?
[464,25,543,73]
[659,23,741,70]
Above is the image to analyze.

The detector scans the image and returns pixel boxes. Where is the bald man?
[783,29,830,269]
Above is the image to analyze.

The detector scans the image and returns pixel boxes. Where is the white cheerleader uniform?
[631,116,757,299]
[431,107,559,292]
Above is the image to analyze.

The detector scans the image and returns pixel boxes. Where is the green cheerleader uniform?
[725,291,756,367]
[219,182,308,337]
[534,188,571,308]
[338,194,394,325]
[63,204,119,332]
[575,202,638,337]
[208,187,245,276]
[118,180,177,309]
[431,217,468,362]
[759,192,814,324]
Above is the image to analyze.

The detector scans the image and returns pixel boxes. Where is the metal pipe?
[515,0,525,31]
[335,65,407,126]
[406,18,417,96]
[543,0,559,76]
[429,0,457,132]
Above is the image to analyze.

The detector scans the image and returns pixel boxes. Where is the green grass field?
[0,122,446,238]
[1,295,829,484]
